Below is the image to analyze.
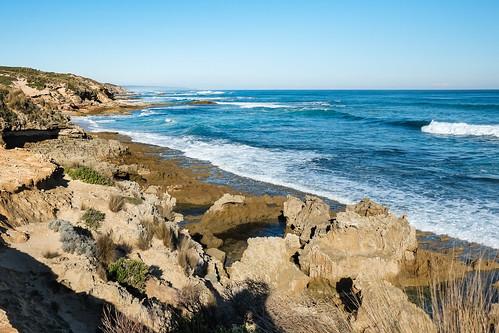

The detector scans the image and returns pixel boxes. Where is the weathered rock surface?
[283,195,331,243]
[0,147,58,193]
[0,309,18,333]
[190,193,285,248]
[229,235,309,295]
[0,147,72,226]
[353,278,437,333]
[395,249,470,286]
[299,198,417,282]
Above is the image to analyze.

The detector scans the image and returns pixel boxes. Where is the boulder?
[283,195,331,243]
[191,193,284,239]
[352,278,437,333]
[229,236,309,295]
[206,247,226,264]
[299,198,417,282]
[205,193,245,215]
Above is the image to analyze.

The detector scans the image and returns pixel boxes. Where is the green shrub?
[48,219,96,257]
[82,208,105,231]
[107,258,149,291]
[66,166,113,186]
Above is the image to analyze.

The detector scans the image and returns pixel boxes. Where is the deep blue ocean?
[74,89,499,248]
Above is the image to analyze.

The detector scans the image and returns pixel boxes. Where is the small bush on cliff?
[66,166,113,186]
[48,219,96,257]
[107,258,149,292]
[109,195,125,212]
[82,208,105,231]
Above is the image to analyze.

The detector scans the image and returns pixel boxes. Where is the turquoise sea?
[74,89,499,248]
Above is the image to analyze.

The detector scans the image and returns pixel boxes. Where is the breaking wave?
[421,121,499,138]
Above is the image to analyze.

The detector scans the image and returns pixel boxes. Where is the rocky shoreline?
[1,67,498,332]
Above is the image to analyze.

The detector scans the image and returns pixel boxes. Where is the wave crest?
[421,120,499,138]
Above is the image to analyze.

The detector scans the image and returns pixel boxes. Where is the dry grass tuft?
[42,250,60,259]
[154,222,178,251]
[96,232,117,266]
[100,305,153,333]
[137,219,156,250]
[109,195,125,213]
[416,268,499,333]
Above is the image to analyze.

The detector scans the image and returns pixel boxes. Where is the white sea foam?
[196,90,225,95]
[138,109,159,117]
[422,120,499,138]
[217,102,287,109]
[165,118,175,123]
[73,117,499,249]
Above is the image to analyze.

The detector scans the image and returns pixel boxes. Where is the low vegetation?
[136,218,179,251]
[154,221,178,250]
[66,166,113,186]
[0,66,117,100]
[96,232,117,266]
[125,196,144,205]
[177,234,201,276]
[137,219,155,250]
[415,269,499,333]
[42,250,60,259]
[82,208,106,231]
[107,258,149,292]
[109,195,125,212]
[48,219,96,257]
[100,306,153,333]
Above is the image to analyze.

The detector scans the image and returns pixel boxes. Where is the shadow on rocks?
[0,245,112,332]
[174,280,281,333]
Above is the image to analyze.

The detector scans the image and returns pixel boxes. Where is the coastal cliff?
[0,67,498,332]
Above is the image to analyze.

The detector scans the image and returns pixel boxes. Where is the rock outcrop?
[352,278,437,333]
[283,195,331,243]
[229,235,309,295]
[299,198,417,282]
[0,147,72,226]
[189,193,285,249]
[0,147,58,192]
[0,66,131,148]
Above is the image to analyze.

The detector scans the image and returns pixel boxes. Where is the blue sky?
[2,0,499,89]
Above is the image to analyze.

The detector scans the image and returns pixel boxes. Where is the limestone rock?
[206,247,226,264]
[352,278,437,333]
[283,195,331,243]
[229,237,310,295]
[193,193,284,237]
[0,187,72,226]
[300,199,417,282]
[57,125,87,139]
[205,193,245,214]
[347,197,389,217]
[145,277,179,306]
[0,147,58,193]
[0,308,18,333]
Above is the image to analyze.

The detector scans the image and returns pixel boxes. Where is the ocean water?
[74,89,499,248]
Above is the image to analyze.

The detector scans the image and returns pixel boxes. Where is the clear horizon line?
[120,85,499,91]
